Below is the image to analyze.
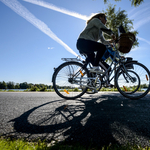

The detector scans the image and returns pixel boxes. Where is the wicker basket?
[118,32,135,53]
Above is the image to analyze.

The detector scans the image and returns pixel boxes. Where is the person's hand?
[121,56,125,59]
[109,42,114,47]
[109,35,116,43]
[111,34,116,41]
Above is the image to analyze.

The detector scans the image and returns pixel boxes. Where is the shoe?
[90,66,104,74]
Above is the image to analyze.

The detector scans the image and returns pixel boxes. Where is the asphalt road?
[0,92,150,148]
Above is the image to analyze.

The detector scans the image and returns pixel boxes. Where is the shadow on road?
[4,93,150,148]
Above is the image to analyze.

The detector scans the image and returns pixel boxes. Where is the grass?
[0,87,148,93]
[0,138,47,150]
[0,89,55,92]
[0,138,150,150]
[0,138,85,150]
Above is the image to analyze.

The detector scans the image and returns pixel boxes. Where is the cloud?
[126,46,148,61]
[129,3,150,30]
[23,0,88,20]
[137,36,150,45]
[128,3,150,46]
[24,0,150,48]
[48,47,54,49]
[133,16,150,30]
[0,0,78,57]
[129,7,150,20]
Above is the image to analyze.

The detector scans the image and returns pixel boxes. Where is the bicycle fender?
[52,68,57,82]
[116,60,138,71]
[51,64,64,83]
[125,60,138,64]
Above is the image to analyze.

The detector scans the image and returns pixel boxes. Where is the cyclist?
[76,13,115,73]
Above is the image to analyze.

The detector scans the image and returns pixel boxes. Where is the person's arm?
[99,32,111,45]
[99,29,116,45]
[90,18,112,35]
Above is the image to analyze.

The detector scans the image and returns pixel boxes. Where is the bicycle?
[52,29,150,100]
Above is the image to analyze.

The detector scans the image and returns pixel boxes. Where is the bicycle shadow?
[5,93,150,148]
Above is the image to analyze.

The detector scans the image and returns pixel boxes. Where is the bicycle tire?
[115,61,150,100]
[52,61,89,99]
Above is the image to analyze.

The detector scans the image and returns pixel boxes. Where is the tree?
[30,86,39,91]
[19,82,29,89]
[103,4,139,48]
[7,81,15,89]
[104,0,144,7]
[28,83,34,88]
[15,83,20,89]
[0,81,7,89]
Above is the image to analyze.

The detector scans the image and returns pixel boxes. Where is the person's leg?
[99,60,113,87]
[77,39,106,66]
[86,53,95,65]
[92,44,106,66]
[77,39,95,65]
[99,60,110,71]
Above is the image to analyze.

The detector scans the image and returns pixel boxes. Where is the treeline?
[0,81,149,90]
[0,81,52,90]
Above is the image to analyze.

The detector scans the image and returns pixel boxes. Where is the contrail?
[129,3,150,30]
[23,0,88,20]
[129,7,150,20]
[137,36,150,46]
[134,16,150,30]
[24,0,150,47]
[0,0,78,57]
[128,3,150,46]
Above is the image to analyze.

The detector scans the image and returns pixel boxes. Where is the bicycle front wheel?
[52,61,89,99]
[115,61,150,100]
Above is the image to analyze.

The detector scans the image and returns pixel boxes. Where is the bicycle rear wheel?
[52,61,89,99]
[115,61,150,100]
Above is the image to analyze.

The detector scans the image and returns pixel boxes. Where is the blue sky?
[0,0,150,85]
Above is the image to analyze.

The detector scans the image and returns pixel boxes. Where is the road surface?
[0,92,150,147]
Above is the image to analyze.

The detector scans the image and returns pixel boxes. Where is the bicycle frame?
[100,43,120,84]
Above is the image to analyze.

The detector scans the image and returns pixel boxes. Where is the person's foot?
[90,66,104,74]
